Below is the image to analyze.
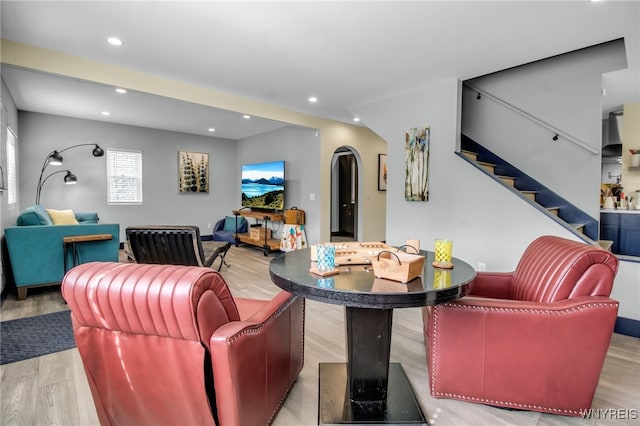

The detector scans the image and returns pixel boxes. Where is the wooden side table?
[63,233,113,273]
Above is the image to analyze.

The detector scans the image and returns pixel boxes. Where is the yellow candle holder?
[433,239,453,269]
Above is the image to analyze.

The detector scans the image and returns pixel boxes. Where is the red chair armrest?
[210,292,304,426]
[469,271,514,298]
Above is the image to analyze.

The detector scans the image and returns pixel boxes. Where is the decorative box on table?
[371,250,426,283]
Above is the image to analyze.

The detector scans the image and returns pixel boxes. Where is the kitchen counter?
[600,211,640,256]
[600,209,640,214]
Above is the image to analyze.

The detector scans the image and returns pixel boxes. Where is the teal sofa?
[5,205,120,300]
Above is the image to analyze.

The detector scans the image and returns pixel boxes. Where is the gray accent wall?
[16,112,321,245]
[238,125,321,244]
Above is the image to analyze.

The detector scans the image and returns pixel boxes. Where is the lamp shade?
[92,145,105,157]
[36,143,104,204]
[64,171,78,184]
[36,169,77,204]
[48,151,63,166]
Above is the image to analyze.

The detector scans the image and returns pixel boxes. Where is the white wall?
[17,112,237,240]
[1,79,20,293]
[462,39,627,218]
[611,261,640,321]
[352,78,639,323]
[351,78,580,271]
[602,159,622,185]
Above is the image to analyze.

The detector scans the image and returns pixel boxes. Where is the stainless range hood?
[602,111,623,157]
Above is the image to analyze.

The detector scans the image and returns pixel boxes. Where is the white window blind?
[107,149,142,204]
[6,127,17,205]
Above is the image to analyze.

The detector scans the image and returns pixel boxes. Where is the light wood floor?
[1,246,639,426]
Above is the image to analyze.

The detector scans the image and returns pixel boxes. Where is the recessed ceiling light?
[353,117,360,122]
[115,88,127,94]
[101,111,111,116]
[107,37,123,46]
[308,96,318,103]
[208,128,216,132]
[243,114,251,119]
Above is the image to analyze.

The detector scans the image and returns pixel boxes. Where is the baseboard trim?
[615,316,640,338]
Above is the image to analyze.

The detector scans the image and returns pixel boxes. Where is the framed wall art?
[178,151,209,193]
[378,153,387,191]
[405,126,430,201]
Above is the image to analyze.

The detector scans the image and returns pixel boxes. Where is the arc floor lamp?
[35,143,104,205]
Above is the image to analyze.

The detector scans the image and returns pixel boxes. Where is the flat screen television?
[241,160,285,211]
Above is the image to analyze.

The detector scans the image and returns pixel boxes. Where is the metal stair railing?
[464,82,599,155]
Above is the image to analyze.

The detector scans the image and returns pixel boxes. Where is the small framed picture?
[378,154,387,191]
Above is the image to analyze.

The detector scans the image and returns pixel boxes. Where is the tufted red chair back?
[510,235,618,302]
[62,262,239,426]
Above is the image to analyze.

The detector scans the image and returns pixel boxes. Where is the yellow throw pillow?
[46,209,79,225]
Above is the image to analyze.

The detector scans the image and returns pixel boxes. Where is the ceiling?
[1,1,639,140]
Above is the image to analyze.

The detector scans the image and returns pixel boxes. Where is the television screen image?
[241,161,285,211]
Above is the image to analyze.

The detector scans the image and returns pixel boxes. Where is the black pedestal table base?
[319,363,426,425]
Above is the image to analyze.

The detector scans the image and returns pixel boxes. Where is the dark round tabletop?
[269,248,476,309]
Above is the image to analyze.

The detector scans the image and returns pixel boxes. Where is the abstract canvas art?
[378,154,387,191]
[178,151,209,193]
[405,126,430,201]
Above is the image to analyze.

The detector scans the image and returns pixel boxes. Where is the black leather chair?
[126,225,231,271]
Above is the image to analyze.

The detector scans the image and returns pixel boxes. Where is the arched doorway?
[331,147,360,242]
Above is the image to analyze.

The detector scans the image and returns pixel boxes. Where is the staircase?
[460,135,599,243]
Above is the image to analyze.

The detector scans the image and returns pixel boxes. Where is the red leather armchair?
[423,235,619,416]
[62,262,304,426]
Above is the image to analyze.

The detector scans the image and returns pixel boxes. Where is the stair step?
[497,175,516,187]
[477,161,496,173]
[461,150,478,161]
[570,223,586,234]
[597,240,613,251]
[547,207,560,217]
[461,136,598,242]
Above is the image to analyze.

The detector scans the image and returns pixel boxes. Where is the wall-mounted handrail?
[464,82,599,155]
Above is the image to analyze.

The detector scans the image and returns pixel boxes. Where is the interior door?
[338,154,356,237]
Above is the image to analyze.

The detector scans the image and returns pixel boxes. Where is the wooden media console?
[233,209,284,256]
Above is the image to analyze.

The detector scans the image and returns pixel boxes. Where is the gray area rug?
[0,310,75,365]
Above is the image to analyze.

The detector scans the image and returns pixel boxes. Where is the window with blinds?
[107,149,142,204]
[6,127,17,205]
